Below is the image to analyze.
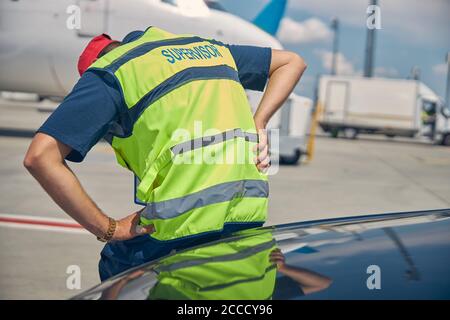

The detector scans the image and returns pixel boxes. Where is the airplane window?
[204,0,228,12]
[161,0,177,6]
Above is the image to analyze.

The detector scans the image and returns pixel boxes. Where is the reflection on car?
[73,208,450,300]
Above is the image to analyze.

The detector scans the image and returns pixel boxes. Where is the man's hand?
[113,210,155,241]
[253,129,270,173]
[252,50,306,173]
[269,248,287,271]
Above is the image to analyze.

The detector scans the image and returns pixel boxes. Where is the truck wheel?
[280,149,301,165]
[330,128,339,138]
[344,128,359,139]
[442,134,450,146]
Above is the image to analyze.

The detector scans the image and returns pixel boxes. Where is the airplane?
[0,0,286,97]
[0,0,311,164]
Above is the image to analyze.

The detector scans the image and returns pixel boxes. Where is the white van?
[316,75,450,145]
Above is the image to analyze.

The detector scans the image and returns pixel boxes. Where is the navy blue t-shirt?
[38,31,272,162]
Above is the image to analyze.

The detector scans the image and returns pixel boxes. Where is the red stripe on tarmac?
[0,216,83,229]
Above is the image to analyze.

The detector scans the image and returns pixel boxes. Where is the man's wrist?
[96,217,117,242]
[254,118,267,130]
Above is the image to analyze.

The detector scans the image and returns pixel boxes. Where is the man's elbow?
[285,51,307,75]
[292,52,307,74]
[23,150,44,173]
[23,142,51,174]
[24,133,68,173]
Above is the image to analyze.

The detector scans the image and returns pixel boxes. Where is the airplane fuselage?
[0,0,282,97]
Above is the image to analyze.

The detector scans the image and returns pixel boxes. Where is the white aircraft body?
[0,0,311,164]
[0,0,282,96]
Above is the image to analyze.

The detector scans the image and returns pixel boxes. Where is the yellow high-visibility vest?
[89,27,268,241]
[148,230,277,300]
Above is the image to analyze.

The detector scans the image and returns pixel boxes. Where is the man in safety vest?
[24,27,307,280]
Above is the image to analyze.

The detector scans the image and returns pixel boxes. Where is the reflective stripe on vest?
[171,128,258,155]
[142,179,268,220]
[199,265,276,293]
[88,27,268,241]
[155,238,276,272]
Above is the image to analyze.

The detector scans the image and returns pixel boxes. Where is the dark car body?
[73,208,450,300]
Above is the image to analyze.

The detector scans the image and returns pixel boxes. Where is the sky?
[221,0,450,100]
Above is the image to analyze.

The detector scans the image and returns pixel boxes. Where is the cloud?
[432,63,447,76]
[277,17,332,44]
[287,0,450,46]
[287,0,366,26]
[315,49,357,75]
[374,67,399,77]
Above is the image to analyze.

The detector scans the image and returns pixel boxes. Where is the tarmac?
[1,98,449,299]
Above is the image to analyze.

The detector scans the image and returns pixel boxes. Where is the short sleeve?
[37,72,122,162]
[122,30,144,43]
[228,45,272,91]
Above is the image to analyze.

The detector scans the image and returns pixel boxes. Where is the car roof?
[73,208,450,300]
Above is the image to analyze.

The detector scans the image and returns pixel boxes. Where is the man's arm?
[23,133,154,240]
[254,49,307,128]
[270,249,332,295]
[254,49,307,171]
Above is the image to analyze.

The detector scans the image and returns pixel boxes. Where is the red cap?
[77,34,117,76]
